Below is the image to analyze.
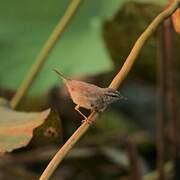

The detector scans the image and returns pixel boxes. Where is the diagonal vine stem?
[39,1,180,180]
[10,0,83,108]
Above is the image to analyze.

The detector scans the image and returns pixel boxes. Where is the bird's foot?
[81,118,92,125]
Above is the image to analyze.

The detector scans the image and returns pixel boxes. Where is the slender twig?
[163,19,179,180]
[39,1,180,180]
[109,0,179,89]
[156,23,167,180]
[157,18,179,180]
[10,0,83,108]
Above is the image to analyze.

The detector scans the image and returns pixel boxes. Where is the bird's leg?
[75,105,87,120]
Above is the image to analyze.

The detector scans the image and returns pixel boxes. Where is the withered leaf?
[172,9,180,33]
[168,0,180,33]
[0,98,50,153]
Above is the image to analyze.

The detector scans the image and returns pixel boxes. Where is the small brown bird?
[54,69,124,120]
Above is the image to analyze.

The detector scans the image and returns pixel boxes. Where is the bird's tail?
[53,69,68,82]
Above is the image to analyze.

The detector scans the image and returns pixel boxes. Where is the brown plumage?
[54,69,124,119]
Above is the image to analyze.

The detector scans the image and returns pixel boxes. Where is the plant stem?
[39,112,98,180]
[163,19,179,180]
[109,0,180,89]
[39,1,180,180]
[156,23,166,180]
[10,0,83,108]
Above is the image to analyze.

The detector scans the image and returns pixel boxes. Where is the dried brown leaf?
[0,98,50,153]
[168,0,180,33]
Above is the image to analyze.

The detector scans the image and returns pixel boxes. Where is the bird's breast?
[69,90,92,109]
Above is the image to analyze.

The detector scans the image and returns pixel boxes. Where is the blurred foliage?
[0,0,113,94]
[103,1,180,82]
[0,0,179,179]
[33,109,63,146]
[0,0,168,94]
[96,110,137,135]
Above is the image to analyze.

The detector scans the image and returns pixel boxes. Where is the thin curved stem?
[39,1,180,180]
[109,0,180,89]
[39,112,97,180]
[10,0,83,108]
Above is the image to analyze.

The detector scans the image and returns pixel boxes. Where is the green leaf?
[0,0,113,94]
[0,0,167,94]
[0,98,50,153]
[96,110,137,134]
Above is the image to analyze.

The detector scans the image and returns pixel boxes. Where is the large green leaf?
[0,98,50,153]
[0,0,113,94]
[0,0,167,94]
